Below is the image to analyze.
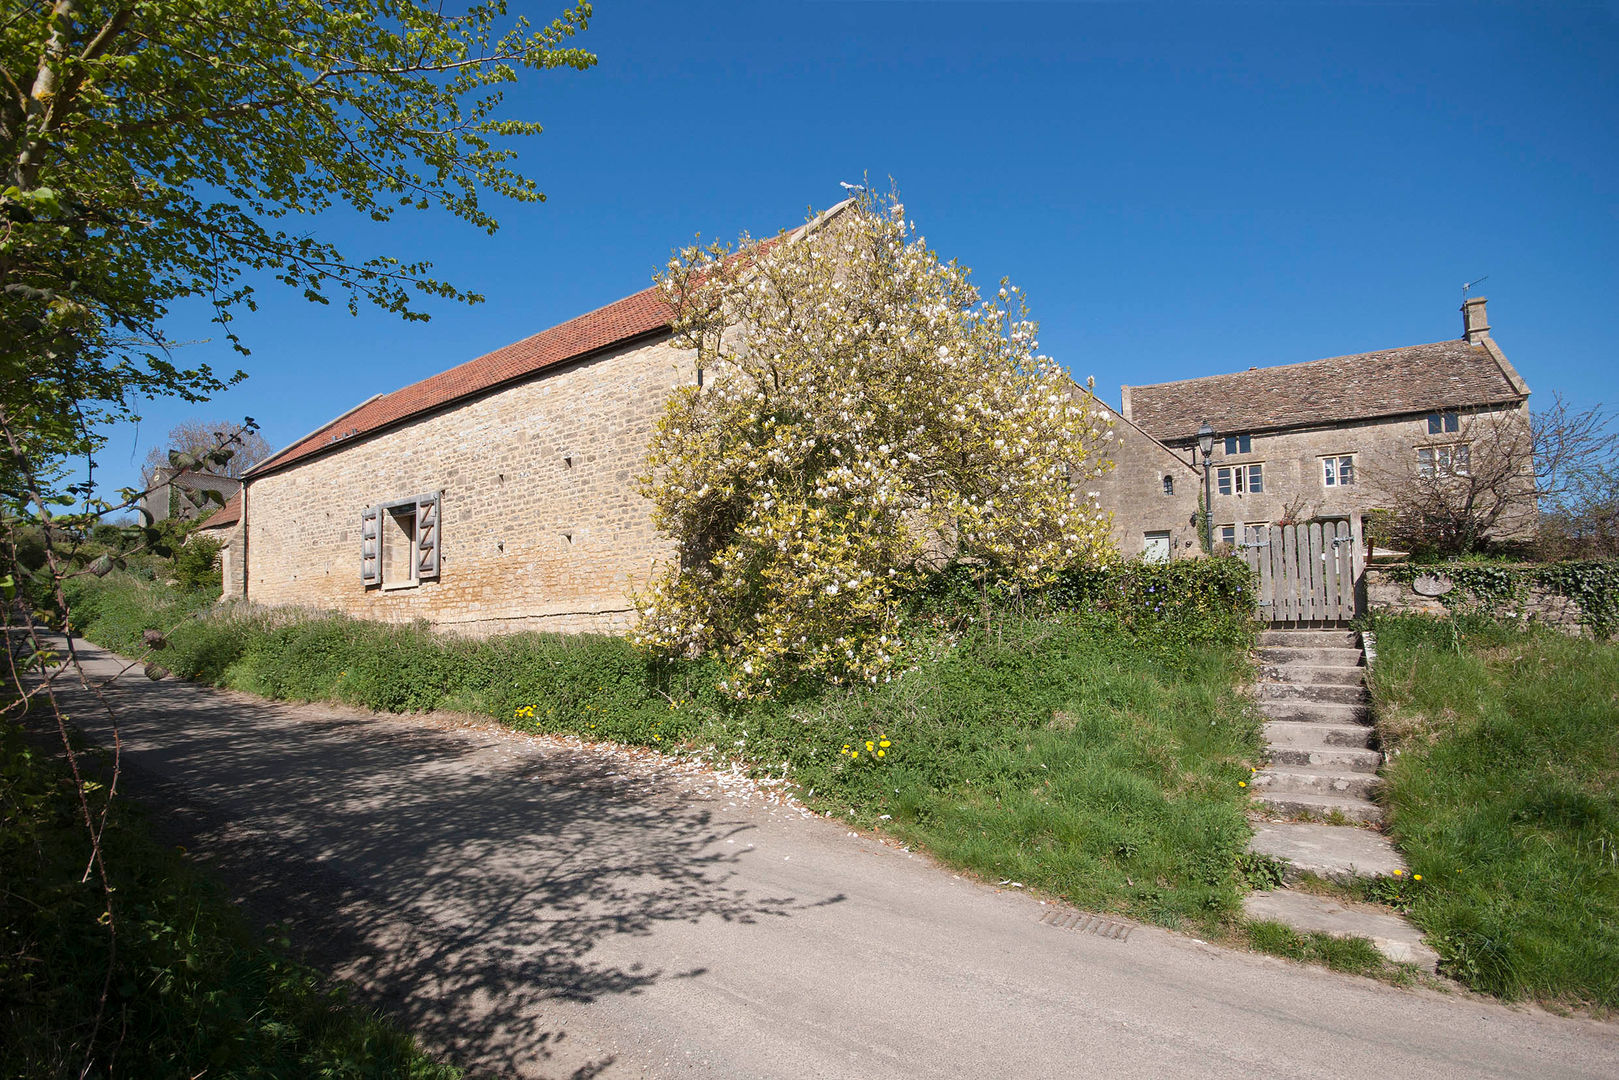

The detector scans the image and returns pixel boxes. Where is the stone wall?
[243,332,694,635]
[1364,565,1587,633]
[1086,404,1203,560]
[1158,403,1537,546]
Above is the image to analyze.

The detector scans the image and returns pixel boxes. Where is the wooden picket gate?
[1241,518,1362,625]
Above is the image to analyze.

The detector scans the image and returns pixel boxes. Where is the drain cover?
[1038,909,1133,941]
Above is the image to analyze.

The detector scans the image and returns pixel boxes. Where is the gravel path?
[45,638,1619,1079]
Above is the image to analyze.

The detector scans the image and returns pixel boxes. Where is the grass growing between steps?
[61,572,1278,937]
[1368,614,1619,1010]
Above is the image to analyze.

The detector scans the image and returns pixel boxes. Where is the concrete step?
[1248,822,1407,883]
[1263,720,1375,750]
[1259,699,1371,724]
[1253,790,1384,825]
[1266,745,1382,773]
[1258,646,1364,667]
[1252,766,1380,800]
[1255,682,1368,705]
[1243,890,1438,969]
[1257,663,1366,686]
[1259,629,1359,648]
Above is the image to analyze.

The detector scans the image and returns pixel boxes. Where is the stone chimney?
[1462,296,1490,343]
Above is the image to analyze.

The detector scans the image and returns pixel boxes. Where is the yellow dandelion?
[879,740,890,748]
[1413,874,1422,882]
[877,750,885,758]
[850,751,859,760]
[866,741,875,752]
[1238,781,1247,788]
[1392,869,1403,876]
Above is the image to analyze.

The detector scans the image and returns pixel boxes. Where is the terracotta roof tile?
[1127,339,1525,442]
[249,286,672,476]
[195,490,241,529]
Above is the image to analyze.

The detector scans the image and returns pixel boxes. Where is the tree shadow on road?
[66,671,837,1079]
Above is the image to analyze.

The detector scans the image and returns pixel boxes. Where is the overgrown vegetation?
[1381,559,1619,639]
[1368,614,1619,1009]
[0,720,460,1078]
[64,560,1279,936]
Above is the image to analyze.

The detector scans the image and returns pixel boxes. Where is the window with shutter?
[360,506,380,584]
[415,492,441,580]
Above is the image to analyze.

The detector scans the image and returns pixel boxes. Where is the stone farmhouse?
[224,203,1200,632]
[1120,297,1534,553]
[143,466,242,524]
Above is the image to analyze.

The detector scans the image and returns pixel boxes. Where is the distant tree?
[635,189,1115,696]
[142,421,272,483]
[1364,395,1618,557]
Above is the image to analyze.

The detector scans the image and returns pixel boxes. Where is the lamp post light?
[1196,420,1216,554]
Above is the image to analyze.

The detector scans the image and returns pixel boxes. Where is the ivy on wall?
[1384,561,1619,639]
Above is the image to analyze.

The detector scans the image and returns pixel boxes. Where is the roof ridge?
[1130,337,1475,392]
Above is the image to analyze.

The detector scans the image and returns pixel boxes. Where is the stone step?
[1263,720,1375,749]
[1259,699,1371,724]
[1253,790,1384,824]
[1257,646,1365,667]
[1266,745,1382,772]
[1255,682,1368,705]
[1257,662,1366,686]
[1258,629,1359,648]
[1243,890,1438,969]
[1252,765,1380,800]
[1248,822,1407,883]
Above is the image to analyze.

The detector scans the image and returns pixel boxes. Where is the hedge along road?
[48,638,1619,1080]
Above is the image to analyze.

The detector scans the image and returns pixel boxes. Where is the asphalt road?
[45,638,1619,1080]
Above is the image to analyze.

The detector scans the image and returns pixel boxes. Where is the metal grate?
[1038,909,1133,941]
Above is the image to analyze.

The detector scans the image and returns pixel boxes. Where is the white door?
[1143,531,1171,563]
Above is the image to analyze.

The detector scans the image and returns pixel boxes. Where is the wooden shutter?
[415,492,441,580]
[360,506,380,584]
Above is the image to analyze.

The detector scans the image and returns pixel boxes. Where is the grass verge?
[0,719,460,1078]
[59,569,1416,982]
[1368,613,1619,1011]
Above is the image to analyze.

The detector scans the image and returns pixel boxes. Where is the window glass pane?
[1162,475,1174,495]
[1240,435,1252,454]
[1445,412,1460,433]
[1220,526,1235,546]
[1428,413,1442,434]
[1217,467,1232,495]
[1248,464,1264,493]
[1455,444,1470,473]
[1224,436,1238,455]
[1323,458,1337,486]
[1437,446,1452,469]
[1418,447,1435,477]
[1340,457,1355,485]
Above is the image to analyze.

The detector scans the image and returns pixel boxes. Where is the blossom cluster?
[634,189,1114,696]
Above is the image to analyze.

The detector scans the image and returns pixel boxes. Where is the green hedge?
[1383,560,1619,638]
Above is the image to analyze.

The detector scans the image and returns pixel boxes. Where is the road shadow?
[51,657,828,1079]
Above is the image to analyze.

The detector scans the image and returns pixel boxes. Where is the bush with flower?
[634,188,1115,695]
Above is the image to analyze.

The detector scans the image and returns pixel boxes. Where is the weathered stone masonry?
[243,332,694,635]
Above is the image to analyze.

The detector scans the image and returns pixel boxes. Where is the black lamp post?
[1196,420,1216,553]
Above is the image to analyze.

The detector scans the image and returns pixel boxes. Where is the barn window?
[362,492,441,589]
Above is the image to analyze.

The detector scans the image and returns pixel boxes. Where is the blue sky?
[102,0,1618,495]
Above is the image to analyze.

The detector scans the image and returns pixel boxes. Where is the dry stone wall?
[244,333,694,635]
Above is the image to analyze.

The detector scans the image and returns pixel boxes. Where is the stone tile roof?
[195,490,241,530]
[1127,338,1526,442]
[249,287,673,476]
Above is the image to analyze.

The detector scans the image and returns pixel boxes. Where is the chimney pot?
[1462,296,1490,343]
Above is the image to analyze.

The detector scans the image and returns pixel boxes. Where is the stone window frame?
[361,491,442,590]
[1215,462,1264,496]
[1321,454,1356,488]
[1223,434,1253,456]
[1417,443,1470,479]
[1426,411,1461,435]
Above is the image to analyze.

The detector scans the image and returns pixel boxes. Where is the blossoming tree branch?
[636,189,1116,696]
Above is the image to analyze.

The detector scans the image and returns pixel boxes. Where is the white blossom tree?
[635,189,1115,695]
